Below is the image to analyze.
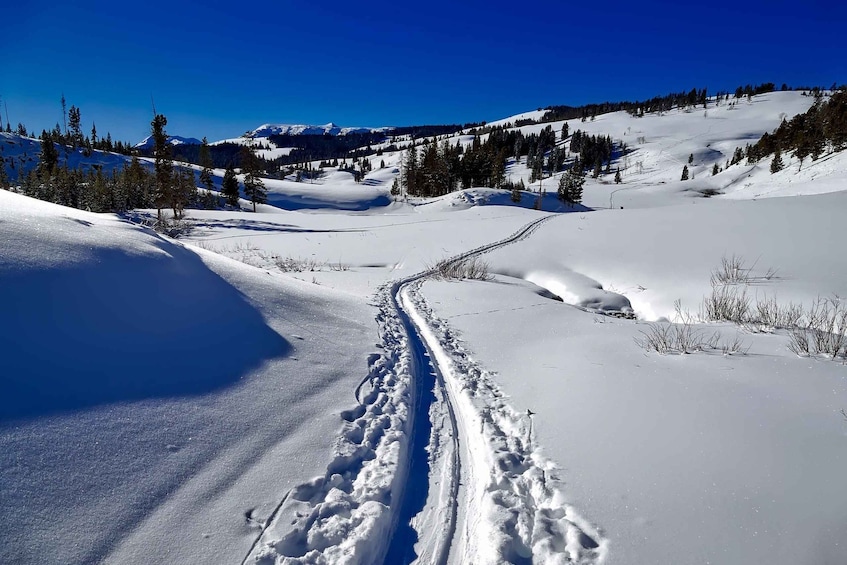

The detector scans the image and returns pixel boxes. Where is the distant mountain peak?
[134,135,202,150]
[247,123,393,138]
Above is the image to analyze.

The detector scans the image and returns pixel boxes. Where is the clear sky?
[2,0,844,145]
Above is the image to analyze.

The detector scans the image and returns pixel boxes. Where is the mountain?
[133,135,202,150]
[248,122,394,138]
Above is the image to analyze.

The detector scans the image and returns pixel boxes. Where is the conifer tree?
[558,163,585,205]
[712,163,720,176]
[614,168,622,184]
[222,164,240,207]
[198,137,214,192]
[681,165,689,180]
[240,145,266,212]
[151,113,173,221]
[770,149,784,173]
[39,132,59,175]
[68,106,82,148]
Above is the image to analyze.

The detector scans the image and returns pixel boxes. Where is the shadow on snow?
[0,236,290,423]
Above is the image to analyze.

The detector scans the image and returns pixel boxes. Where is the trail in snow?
[246,213,605,564]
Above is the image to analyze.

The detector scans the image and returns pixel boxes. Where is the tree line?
[5,114,268,219]
[721,89,847,174]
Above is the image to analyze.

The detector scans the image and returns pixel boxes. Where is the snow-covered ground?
[3,90,847,564]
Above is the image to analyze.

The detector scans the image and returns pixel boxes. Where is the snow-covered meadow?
[2,91,846,564]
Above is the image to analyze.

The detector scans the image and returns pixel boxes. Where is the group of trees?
[8,113,270,217]
[17,155,214,214]
[537,83,808,125]
[719,89,847,174]
[751,90,847,168]
[399,120,616,203]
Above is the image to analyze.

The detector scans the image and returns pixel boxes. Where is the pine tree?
[0,158,9,189]
[198,137,214,192]
[39,132,59,175]
[614,168,622,184]
[688,153,694,164]
[558,164,585,205]
[61,94,67,138]
[712,163,720,176]
[511,183,522,203]
[151,113,173,221]
[770,149,784,173]
[68,106,82,148]
[222,164,240,207]
[240,145,266,212]
[681,165,689,181]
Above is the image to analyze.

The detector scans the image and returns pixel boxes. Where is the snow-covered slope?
[4,88,847,565]
[0,190,377,564]
[1,131,137,181]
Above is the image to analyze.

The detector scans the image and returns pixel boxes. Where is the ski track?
[247,214,607,564]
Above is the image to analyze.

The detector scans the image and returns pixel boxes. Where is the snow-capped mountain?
[248,122,394,137]
[133,135,202,150]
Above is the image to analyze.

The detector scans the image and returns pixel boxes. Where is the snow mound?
[414,188,590,213]
[0,190,289,420]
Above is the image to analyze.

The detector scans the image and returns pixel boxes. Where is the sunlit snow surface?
[3,91,847,564]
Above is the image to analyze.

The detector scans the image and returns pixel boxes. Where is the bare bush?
[753,296,804,329]
[636,320,747,356]
[710,254,778,286]
[701,285,751,323]
[711,254,750,285]
[788,328,811,356]
[430,257,493,281]
[274,256,324,273]
[804,297,847,358]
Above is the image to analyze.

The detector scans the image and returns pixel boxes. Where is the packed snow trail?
[247,213,606,564]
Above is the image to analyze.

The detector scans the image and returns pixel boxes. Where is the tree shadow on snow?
[0,238,290,423]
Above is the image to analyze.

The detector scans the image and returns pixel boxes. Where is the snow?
[3,90,847,564]
[249,123,394,137]
[0,190,377,564]
[134,134,202,149]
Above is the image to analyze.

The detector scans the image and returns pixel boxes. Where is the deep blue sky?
[2,0,844,144]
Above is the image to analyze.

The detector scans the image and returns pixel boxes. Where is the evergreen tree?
[198,137,214,192]
[770,149,784,173]
[240,145,266,212]
[511,183,522,203]
[688,153,694,164]
[0,158,9,189]
[614,168,622,184]
[151,113,173,221]
[39,132,59,175]
[558,164,585,205]
[681,165,689,180]
[68,106,82,148]
[222,164,240,207]
[712,163,720,176]
[61,94,67,138]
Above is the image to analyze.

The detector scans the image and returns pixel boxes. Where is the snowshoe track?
[246,213,606,564]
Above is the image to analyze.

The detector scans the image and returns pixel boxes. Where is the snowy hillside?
[3,89,847,565]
